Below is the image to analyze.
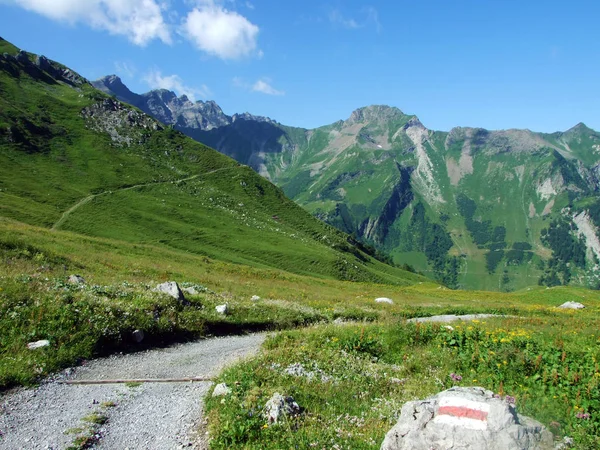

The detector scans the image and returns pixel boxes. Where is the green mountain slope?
[186,104,600,291]
[0,38,422,286]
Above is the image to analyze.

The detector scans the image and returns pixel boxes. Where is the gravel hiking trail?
[0,333,265,450]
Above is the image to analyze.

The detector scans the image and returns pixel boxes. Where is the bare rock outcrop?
[381,387,553,450]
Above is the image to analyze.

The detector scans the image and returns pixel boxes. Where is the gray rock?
[154,282,187,303]
[27,340,50,350]
[15,50,29,64]
[375,297,394,304]
[35,55,51,72]
[215,304,228,315]
[182,287,199,295]
[68,274,86,285]
[211,383,232,397]
[132,330,145,343]
[558,301,585,310]
[251,295,261,302]
[555,436,574,449]
[408,314,507,323]
[263,393,300,425]
[380,387,553,450]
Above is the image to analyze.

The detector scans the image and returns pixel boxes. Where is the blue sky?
[0,0,598,132]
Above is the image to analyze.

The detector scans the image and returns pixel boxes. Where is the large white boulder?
[154,282,187,303]
[558,301,585,310]
[381,387,553,450]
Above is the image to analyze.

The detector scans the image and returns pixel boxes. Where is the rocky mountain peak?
[566,122,592,135]
[99,74,124,87]
[347,105,406,125]
[92,75,138,103]
[403,116,426,130]
[147,89,178,103]
[232,112,276,124]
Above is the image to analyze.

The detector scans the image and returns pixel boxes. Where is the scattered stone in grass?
[558,302,585,310]
[182,287,199,295]
[212,383,232,397]
[263,393,300,425]
[375,297,394,304]
[251,295,261,302]
[381,386,554,450]
[132,329,145,343]
[215,304,228,315]
[68,274,86,285]
[555,436,574,449]
[27,340,50,350]
[407,314,507,323]
[154,281,188,305]
[283,363,333,383]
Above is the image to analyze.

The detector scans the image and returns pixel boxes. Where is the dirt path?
[0,333,265,450]
[51,168,230,230]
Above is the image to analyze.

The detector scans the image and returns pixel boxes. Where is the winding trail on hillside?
[51,167,231,230]
[0,333,265,450]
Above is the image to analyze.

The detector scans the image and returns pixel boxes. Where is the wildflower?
[505,395,516,404]
[576,412,590,420]
[449,373,463,382]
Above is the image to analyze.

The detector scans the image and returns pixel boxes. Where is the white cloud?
[144,69,211,101]
[364,7,382,33]
[182,0,260,60]
[4,0,171,46]
[114,61,137,79]
[233,77,285,96]
[329,7,382,32]
[252,79,284,96]
[329,9,360,29]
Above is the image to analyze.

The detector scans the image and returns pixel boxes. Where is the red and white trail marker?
[433,397,490,430]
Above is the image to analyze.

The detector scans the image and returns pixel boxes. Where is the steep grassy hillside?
[0,38,420,286]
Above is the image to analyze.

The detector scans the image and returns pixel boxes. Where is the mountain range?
[93,75,600,291]
[0,37,420,287]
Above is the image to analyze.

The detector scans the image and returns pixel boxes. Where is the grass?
[1,214,598,390]
[0,41,421,287]
[206,303,600,449]
[2,37,600,448]
[65,406,113,450]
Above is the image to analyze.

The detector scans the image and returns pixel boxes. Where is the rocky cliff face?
[92,76,275,133]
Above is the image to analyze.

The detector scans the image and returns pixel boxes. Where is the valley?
[93,75,600,292]
[1,36,599,449]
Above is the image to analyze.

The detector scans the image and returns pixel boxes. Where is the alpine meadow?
[1,26,600,450]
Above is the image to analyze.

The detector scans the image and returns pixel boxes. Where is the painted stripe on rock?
[433,414,488,431]
[438,397,491,412]
[438,405,488,421]
[434,397,490,430]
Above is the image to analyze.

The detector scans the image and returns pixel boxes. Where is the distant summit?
[92,75,275,132]
[346,105,406,125]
